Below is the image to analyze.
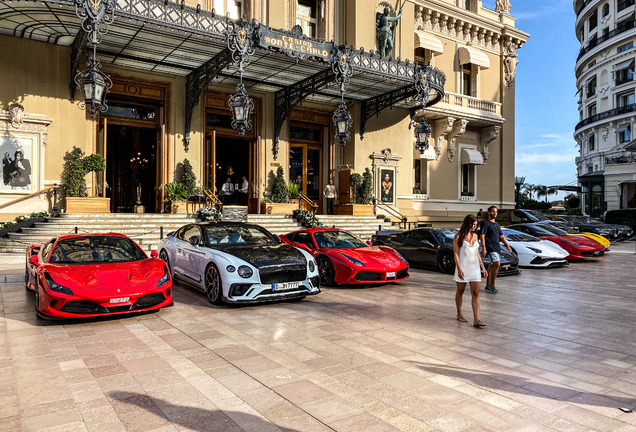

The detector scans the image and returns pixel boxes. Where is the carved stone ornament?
[504,41,519,89]
[481,125,501,163]
[601,128,609,142]
[434,117,455,161]
[495,0,512,14]
[8,103,26,128]
[369,148,402,170]
[447,119,469,162]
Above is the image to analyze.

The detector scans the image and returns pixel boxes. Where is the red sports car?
[281,228,409,286]
[26,233,173,319]
[508,223,605,260]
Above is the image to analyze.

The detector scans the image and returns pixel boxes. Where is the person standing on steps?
[480,206,512,294]
[453,214,488,328]
[324,178,336,215]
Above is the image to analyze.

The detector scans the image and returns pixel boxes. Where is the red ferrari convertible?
[281,228,409,286]
[508,223,605,260]
[26,233,173,319]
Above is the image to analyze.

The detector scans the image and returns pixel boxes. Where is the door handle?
[177,248,182,253]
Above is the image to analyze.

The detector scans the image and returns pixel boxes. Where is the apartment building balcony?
[425,91,504,126]
[577,20,636,62]
[606,154,636,164]
[575,103,636,131]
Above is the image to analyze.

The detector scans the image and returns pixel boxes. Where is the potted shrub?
[62,146,110,213]
[164,183,189,214]
[260,167,297,215]
[288,182,299,203]
[336,168,374,216]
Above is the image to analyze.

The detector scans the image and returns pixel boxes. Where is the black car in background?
[371,228,520,276]
[546,214,623,240]
[493,209,549,226]
[604,210,636,234]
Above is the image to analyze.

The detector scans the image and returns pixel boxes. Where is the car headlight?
[562,239,582,247]
[157,267,170,287]
[44,273,73,295]
[308,260,316,272]
[339,253,365,267]
[394,253,408,264]
[528,247,542,254]
[226,265,236,273]
[238,266,253,278]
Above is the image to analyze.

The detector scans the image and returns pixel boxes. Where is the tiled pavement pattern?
[2,243,636,432]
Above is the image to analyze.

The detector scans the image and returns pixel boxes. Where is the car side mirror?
[274,235,282,244]
[31,247,41,257]
[150,250,159,258]
[295,243,311,252]
[29,255,40,267]
[366,241,372,246]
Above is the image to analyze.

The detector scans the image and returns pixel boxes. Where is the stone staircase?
[0,213,394,262]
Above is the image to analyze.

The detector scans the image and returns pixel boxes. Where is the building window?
[618,91,635,107]
[588,60,596,68]
[588,103,597,117]
[461,163,475,196]
[461,63,477,97]
[603,3,610,17]
[603,27,609,38]
[296,0,317,38]
[414,47,432,66]
[616,62,634,85]
[589,135,595,151]
[618,0,635,13]
[462,0,473,11]
[589,10,598,30]
[587,165,593,173]
[586,76,597,97]
[211,0,242,18]
[619,124,632,142]
[618,42,634,53]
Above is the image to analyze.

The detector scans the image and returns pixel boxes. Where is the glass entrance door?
[289,145,322,213]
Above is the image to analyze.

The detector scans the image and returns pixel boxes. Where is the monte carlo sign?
[257,25,336,63]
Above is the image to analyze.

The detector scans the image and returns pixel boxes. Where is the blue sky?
[483,0,580,198]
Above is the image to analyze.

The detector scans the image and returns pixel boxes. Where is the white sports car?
[158,222,320,304]
[502,228,569,268]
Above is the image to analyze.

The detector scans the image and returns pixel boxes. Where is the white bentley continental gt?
[158,222,320,304]
[502,228,569,268]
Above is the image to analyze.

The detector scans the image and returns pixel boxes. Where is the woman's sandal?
[457,316,468,322]
[473,321,486,328]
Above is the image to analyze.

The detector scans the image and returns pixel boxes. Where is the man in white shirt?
[324,178,336,215]
[239,176,249,206]
[221,177,234,205]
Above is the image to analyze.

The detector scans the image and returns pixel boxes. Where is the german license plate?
[109,297,129,304]
[273,282,299,292]
[387,272,396,278]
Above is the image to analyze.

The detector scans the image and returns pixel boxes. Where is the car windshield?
[49,236,147,264]
[313,231,366,249]
[524,210,549,221]
[545,223,578,234]
[204,225,277,246]
[575,216,603,225]
[431,230,457,244]
[502,230,540,242]
[536,224,567,236]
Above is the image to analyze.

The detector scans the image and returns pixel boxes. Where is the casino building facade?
[0,0,528,225]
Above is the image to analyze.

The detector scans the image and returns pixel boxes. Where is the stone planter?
[260,203,297,215]
[65,197,111,213]
[0,217,47,238]
[335,204,374,216]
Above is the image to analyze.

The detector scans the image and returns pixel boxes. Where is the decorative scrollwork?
[227,16,256,75]
[74,0,115,44]
[333,45,354,94]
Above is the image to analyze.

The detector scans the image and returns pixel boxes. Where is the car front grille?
[310,276,320,288]
[133,293,165,309]
[59,301,103,314]
[530,257,566,265]
[396,268,408,279]
[353,271,382,281]
[581,251,604,257]
[259,264,307,285]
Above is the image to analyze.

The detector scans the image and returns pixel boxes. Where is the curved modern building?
[574,0,636,217]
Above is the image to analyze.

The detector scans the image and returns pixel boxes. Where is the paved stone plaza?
[1,243,636,432]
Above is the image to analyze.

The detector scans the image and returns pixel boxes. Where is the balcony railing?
[618,0,636,13]
[606,154,636,164]
[616,74,634,86]
[439,92,502,116]
[577,0,595,16]
[577,20,636,61]
[575,102,636,130]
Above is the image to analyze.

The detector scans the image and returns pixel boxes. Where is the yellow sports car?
[545,222,610,249]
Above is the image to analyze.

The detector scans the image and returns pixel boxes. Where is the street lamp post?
[514,176,526,209]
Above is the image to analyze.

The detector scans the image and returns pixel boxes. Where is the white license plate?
[387,272,396,278]
[502,265,510,270]
[109,297,129,304]
[273,282,300,292]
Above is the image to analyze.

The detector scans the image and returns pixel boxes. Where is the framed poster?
[380,168,395,205]
[1,137,33,193]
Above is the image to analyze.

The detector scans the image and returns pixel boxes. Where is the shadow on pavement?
[109,390,303,432]
[410,361,636,409]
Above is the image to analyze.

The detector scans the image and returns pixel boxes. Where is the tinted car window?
[605,210,635,225]
[205,225,277,246]
[502,230,540,242]
[313,231,366,249]
[431,230,457,244]
[182,226,202,245]
[42,240,55,261]
[409,230,436,243]
[50,236,147,264]
[291,232,315,249]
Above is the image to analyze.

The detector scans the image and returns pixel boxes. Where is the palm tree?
[535,185,557,203]
[522,183,535,200]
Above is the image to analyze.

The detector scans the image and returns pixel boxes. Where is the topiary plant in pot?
[261,166,296,215]
[62,146,110,213]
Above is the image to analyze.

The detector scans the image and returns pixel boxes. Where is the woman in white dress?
[453,214,488,328]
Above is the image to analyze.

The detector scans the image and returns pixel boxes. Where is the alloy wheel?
[159,250,172,276]
[438,251,455,274]
[205,265,223,305]
[317,256,335,286]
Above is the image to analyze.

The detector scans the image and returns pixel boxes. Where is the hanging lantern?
[228,83,254,136]
[333,101,353,146]
[414,116,432,155]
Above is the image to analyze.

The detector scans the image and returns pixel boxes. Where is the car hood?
[508,240,568,258]
[482,249,518,265]
[328,246,401,267]
[211,243,306,268]
[48,259,161,288]
[541,235,600,248]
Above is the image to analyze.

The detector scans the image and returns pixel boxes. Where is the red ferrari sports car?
[26,233,173,319]
[508,223,605,260]
[281,228,409,286]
